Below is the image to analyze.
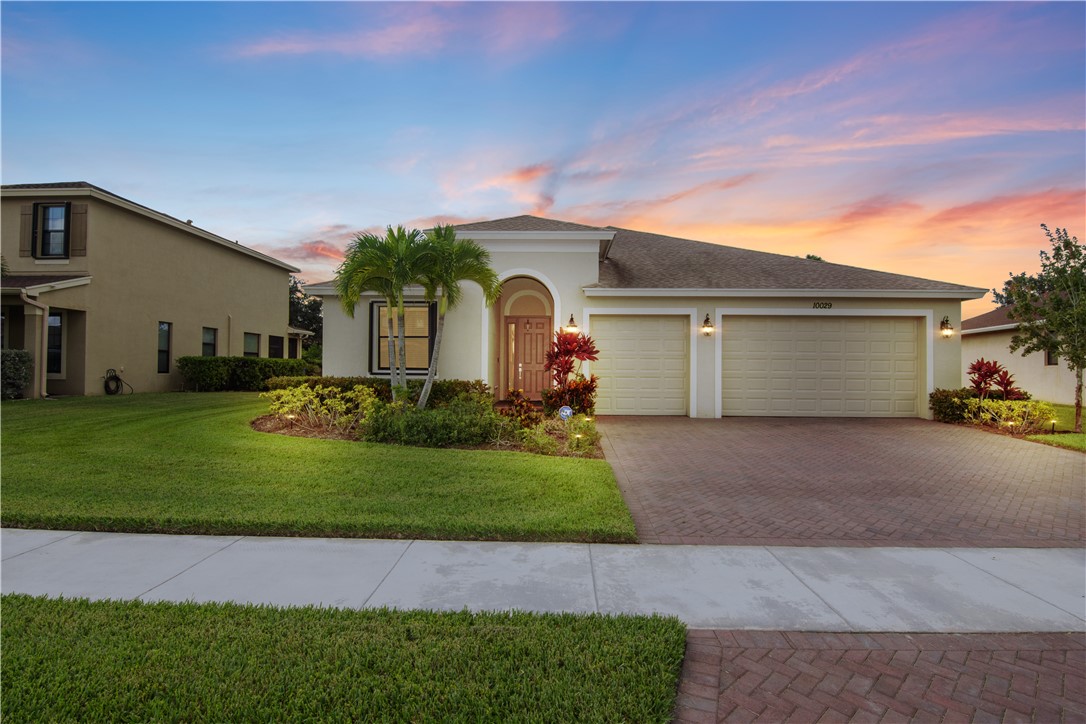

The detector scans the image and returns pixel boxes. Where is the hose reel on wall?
[103,368,133,395]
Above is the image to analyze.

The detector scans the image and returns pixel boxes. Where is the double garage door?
[722,316,920,417]
[591,314,920,417]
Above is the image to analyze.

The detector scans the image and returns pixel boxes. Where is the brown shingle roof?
[962,306,1015,331]
[455,215,610,233]
[1,274,92,292]
[598,227,983,292]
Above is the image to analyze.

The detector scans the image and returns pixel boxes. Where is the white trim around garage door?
[482,269,563,381]
[713,307,935,418]
[583,308,699,418]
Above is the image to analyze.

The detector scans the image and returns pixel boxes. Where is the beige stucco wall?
[2,193,294,395]
[316,237,968,419]
[962,330,1076,404]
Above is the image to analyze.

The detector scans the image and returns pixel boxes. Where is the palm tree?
[335,226,429,397]
[416,224,502,410]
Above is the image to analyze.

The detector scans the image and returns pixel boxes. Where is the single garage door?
[592,315,689,415]
[722,316,919,417]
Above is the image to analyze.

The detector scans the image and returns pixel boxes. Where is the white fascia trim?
[4,276,94,297]
[4,186,300,273]
[482,241,599,253]
[582,307,699,418]
[307,283,428,300]
[714,307,936,419]
[584,287,987,300]
[464,230,615,242]
[483,269,563,382]
[961,324,1017,335]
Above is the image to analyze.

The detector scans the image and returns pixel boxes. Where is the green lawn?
[2,594,686,723]
[0,393,635,542]
[1026,403,1085,451]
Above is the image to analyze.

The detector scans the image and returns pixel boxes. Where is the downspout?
[19,290,49,399]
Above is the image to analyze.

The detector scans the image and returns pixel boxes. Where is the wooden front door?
[509,317,551,400]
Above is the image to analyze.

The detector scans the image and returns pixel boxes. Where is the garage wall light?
[939,316,955,338]
[702,314,715,336]
[564,315,579,334]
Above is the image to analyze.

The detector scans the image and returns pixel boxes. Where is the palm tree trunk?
[418,303,446,410]
[396,301,408,392]
[385,298,398,401]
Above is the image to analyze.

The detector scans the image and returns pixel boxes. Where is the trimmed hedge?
[177,357,309,392]
[1,349,33,399]
[928,387,977,423]
[265,375,490,406]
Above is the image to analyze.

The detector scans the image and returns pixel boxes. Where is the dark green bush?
[178,357,309,392]
[364,393,514,447]
[929,387,977,423]
[265,376,490,406]
[1,349,33,399]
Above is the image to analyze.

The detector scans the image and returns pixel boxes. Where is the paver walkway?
[600,417,1085,547]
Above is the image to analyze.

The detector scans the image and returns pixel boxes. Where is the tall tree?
[334,226,429,397]
[416,224,502,410]
[289,275,323,346]
[993,224,1085,432]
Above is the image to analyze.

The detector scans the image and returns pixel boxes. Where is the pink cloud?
[235,11,451,59]
[922,188,1086,236]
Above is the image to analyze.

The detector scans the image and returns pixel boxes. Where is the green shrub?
[929,387,977,423]
[1,349,33,399]
[261,384,378,434]
[264,376,490,406]
[518,415,601,457]
[178,357,309,392]
[364,393,514,448]
[963,398,1057,435]
[500,388,542,427]
[541,374,598,415]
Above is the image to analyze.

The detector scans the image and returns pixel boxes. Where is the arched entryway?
[496,277,554,400]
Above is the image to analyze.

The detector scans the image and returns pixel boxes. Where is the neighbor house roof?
[2,182,299,273]
[962,306,1018,334]
[1,274,92,295]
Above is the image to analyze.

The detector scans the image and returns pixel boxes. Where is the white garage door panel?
[593,316,689,415]
[723,316,919,418]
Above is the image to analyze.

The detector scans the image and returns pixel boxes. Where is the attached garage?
[591,314,690,415]
[721,316,920,417]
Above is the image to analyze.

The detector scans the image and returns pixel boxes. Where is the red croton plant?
[542,331,600,414]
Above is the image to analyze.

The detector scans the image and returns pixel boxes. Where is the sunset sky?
[3,1,1083,317]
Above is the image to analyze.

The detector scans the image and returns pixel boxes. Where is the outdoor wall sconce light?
[702,314,715,336]
[564,315,579,334]
[939,316,955,338]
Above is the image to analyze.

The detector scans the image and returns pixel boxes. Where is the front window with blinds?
[35,203,70,258]
[47,313,63,375]
[269,335,284,359]
[157,322,172,373]
[369,301,435,375]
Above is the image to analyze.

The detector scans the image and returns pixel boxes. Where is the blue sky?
[3,1,1083,316]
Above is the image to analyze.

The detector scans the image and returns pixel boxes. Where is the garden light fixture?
[940,316,954,338]
[702,314,715,336]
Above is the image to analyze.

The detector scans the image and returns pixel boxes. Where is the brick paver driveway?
[599,417,1085,547]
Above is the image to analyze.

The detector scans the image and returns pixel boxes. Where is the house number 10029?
[812,302,833,309]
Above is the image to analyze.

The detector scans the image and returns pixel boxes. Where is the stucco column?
[19,300,46,398]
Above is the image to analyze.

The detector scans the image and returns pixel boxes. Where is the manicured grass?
[1050,403,1081,432]
[0,393,635,542]
[2,594,687,722]
[1026,432,1086,452]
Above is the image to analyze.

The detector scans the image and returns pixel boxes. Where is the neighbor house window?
[244,333,260,358]
[268,335,284,359]
[288,337,299,359]
[34,203,70,258]
[369,301,435,375]
[157,322,172,373]
[1046,350,1059,366]
[46,312,63,375]
[202,327,217,357]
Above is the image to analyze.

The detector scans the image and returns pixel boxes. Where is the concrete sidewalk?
[2,528,1084,632]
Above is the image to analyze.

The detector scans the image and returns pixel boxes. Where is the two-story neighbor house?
[310,216,986,418]
[1,182,303,397]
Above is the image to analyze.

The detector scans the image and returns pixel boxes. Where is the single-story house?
[1,182,304,397]
[309,216,986,418]
[961,306,1076,404]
